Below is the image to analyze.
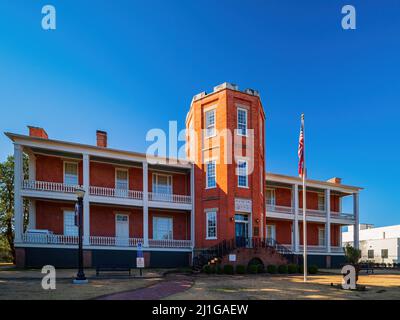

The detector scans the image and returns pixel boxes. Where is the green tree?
[344,243,361,265]
[0,155,29,262]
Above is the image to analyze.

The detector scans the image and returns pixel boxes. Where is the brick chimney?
[28,126,48,139]
[327,177,342,184]
[96,130,107,148]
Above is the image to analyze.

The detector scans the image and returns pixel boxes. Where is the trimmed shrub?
[278,264,288,274]
[203,264,216,274]
[257,264,265,274]
[224,264,234,275]
[288,264,298,274]
[236,265,246,274]
[267,265,277,274]
[248,264,258,274]
[216,265,223,274]
[298,264,304,274]
[308,265,318,274]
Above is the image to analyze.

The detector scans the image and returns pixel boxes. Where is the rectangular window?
[206,160,216,188]
[205,109,216,138]
[259,117,263,147]
[237,160,248,187]
[260,166,263,195]
[368,250,374,259]
[381,249,388,259]
[153,217,173,240]
[266,189,276,206]
[318,194,325,211]
[64,210,78,236]
[206,211,217,239]
[152,174,172,194]
[266,224,276,241]
[64,162,78,185]
[116,169,128,190]
[237,108,248,136]
[318,228,326,246]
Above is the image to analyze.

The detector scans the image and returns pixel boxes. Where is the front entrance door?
[235,214,249,247]
[115,214,129,246]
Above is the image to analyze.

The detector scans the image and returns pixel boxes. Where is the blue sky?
[0,0,399,227]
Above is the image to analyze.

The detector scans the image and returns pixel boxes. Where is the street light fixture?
[73,187,88,284]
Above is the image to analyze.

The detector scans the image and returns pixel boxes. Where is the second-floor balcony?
[21,180,192,207]
[266,203,355,223]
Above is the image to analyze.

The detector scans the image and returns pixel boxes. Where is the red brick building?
[6,82,361,268]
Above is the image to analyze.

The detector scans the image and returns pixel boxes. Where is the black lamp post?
[73,187,88,284]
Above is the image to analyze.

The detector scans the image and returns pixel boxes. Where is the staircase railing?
[192,237,295,271]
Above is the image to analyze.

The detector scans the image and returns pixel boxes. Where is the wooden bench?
[96,265,131,276]
[359,263,374,274]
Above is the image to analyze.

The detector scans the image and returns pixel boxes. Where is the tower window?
[206,160,216,188]
[205,109,216,138]
[237,108,248,136]
[237,160,248,187]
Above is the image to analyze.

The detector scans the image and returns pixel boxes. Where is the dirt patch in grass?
[165,274,400,300]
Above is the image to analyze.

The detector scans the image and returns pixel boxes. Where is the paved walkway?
[97,275,193,300]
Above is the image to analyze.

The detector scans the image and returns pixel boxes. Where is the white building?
[342,224,400,263]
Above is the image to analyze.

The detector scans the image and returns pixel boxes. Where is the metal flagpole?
[301,114,307,282]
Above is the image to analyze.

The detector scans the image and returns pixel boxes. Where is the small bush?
[288,264,298,274]
[278,264,288,274]
[236,265,246,274]
[257,264,265,273]
[215,265,223,274]
[203,264,216,274]
[224,264,234,275]
[308,265,318,274]
[298,264,304,274]
[248,264,258,274]
[267,265,277,274]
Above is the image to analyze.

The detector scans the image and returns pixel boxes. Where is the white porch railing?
[22,233,191,248]
[149,192,191,204]
[22,180,81,194]
[22,233,79,245]
[89,186,143,200]
[148,239,192,248]
[306,209,326,217]
[89,236,143,247]
[299,245,327,252]
[332,212,355,220]
[331,246,345,253]
[266,205,294,214]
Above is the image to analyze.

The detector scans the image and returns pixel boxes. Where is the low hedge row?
[203,264,318,275]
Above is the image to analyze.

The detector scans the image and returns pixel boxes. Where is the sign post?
[136,241,144,277]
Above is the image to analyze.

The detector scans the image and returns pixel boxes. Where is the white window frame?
[115,168,129,190]
[237,107,248,136]
[237,159,248,188]
[318,193,325,211]
[63,210,78,236]
[205,160,217,189]
[205,109,216,138]
[153,216,173,240]
[266,224,276,241]
[152,173,173,194]
[318,227,326,246]
[206,210,217,240]
[63,161,79,186]
[260,165,263,195]
[266,188,276,206]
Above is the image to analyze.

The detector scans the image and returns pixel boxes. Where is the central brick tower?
[186,83,266,249]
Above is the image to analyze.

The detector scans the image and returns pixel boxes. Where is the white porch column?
[27,152,36,229]
[293,184,299,253]
[325,189,331,253]
[353,193,360,249]
[190,164,195,249]
[143,162,149,247]
[13,144,23,243]
[83,153,90,245]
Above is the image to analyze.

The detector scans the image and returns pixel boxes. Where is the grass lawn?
[166,272,400,300]
[0,268,164,300]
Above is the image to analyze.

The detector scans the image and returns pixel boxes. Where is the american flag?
[298,115,305,177]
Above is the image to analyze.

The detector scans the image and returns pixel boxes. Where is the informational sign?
[235,198,252,213]
[136,257,145,268]
[137,242,144,258]
[229,254,236,262]
[341,265,356,290]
